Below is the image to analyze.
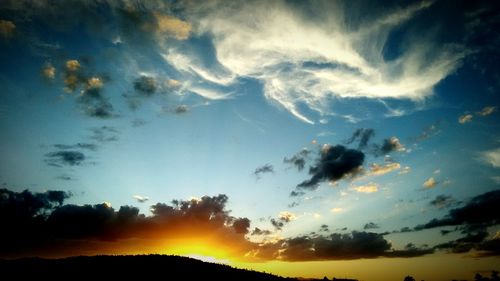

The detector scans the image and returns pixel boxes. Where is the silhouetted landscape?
[0,255,497,280]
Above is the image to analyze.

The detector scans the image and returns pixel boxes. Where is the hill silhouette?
[0,254,344,280]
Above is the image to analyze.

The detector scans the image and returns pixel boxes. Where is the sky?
[0,0,499,280]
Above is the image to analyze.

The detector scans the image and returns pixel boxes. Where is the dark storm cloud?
[415,190,500,231]
[253,164,274,179]
[297,145,364,190]
[53,143,98,151]
[364,222,379,230]
[429,195,456,209]
[232,218,251,234]
[346,128,375,150]
[383,243,434,258]
[284,148,310,171]
[0,188,253,258]
[259,231,432,261]
[134,75,157,96]
[412,190,500,256]
[45,151,85,167]
[251,227,272,236]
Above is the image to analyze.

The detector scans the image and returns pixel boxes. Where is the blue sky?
[0,1,499,280]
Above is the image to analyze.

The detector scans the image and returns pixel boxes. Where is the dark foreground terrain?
[0,254,344,280]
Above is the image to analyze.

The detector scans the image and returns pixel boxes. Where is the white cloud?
[458,113,473,124]
[367,162,401,176]
[190,87,233,100]
[476,106,496,116]
[162,51,235,86]
[398,166,411,175]
[133,195,149,203]
[352,183,379,193]
[279,211,297,222]
[179,1,466,123]
[153,13,192,40]
[480,148,500,168]
[423,177,438,188]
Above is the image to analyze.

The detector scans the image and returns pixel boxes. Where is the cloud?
[181,1,466,123]
[297,145,365,190]
[133,195,149,203]
[415,190,500,231]
[53,143,98,151]
[251,228,272,236]
[232,218,251,234]
[255,231,433,261]
[364,222,380,230]
[415,121,441,142]
[63,59,82,92]
[414,190,500,256]
[476,106,497,116]
[65,68,113,118]
[479,147,500,168]
[429,195,455,209]
[0,20,15,38]
[398,166,411,175]
[375,137,406,155]
[131,118,146,127]
[175,105,188,114]
[289,190,305,197]
[0,188,255,259]
[253,164,274,179]
[284,148,310,171]
[399,166,411,175]
[423,177,438,188]
[153,13,192,40]
[66,60,81,72]
[279,211,296,223]
[41,63,56,79]
[270,211,296,230]
[56,175,72,181]
[346,128,375,150]
[45,151,86,167]
[458,113,473,124]
[89,126,119,143]
[189,87,233,100]
[367,162,401,176]
[353,183,379,194]
[133,75,157,96]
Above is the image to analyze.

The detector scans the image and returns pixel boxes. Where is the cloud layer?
[176,0,466,123]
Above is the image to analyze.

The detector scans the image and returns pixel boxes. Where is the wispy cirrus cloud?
[479,147,500,168]
[175,0,466,124]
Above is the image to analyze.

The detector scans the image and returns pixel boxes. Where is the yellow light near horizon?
[159,239,240,264]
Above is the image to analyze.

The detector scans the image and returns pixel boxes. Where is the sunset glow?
[1,1,499,280]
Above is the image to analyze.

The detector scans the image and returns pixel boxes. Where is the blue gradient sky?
[0,1,499,280]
